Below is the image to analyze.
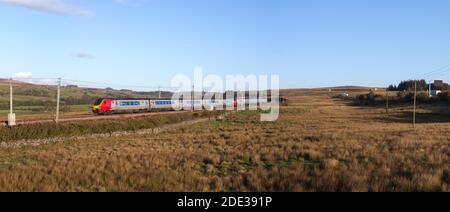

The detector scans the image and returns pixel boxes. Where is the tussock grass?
[0,111,221,142]
[0,89,448,191]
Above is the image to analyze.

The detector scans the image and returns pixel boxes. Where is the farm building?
[429,80,444,97]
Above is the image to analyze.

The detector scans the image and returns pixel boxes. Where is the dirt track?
[2,111,190,126]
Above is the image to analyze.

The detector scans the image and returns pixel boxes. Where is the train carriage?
[92,97,252,115]
[112,99,150,113]
[93,98,151,114]
[150,100,181,111]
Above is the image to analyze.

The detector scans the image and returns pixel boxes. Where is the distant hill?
[0,80,172,109]
[0,78,32,85]
[0,78,382,109]
[281,86,382,93]
[323,86,382,90]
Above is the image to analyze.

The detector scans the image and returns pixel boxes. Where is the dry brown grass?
[0,89,448,191]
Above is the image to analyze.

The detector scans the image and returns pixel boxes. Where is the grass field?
[0,105,90,115]
[0,80,169,122]
[0,105,93,123]
[0,111,221,142]
[0,89,448,191]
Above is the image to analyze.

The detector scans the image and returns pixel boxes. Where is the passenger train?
[92,98,248,115]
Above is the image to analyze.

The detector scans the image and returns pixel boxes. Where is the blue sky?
[1,0,450,89]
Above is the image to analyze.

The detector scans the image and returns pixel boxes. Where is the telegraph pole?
[55,78,61,124]
[8,78,16,126]
[191,85,195,111]
[413,80,417,128]
[428,80,432,97]
[9,78,13,115]
[158,86,161,98]
[386,88,389,115]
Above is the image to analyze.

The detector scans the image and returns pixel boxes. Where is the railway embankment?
[0,111,227,145]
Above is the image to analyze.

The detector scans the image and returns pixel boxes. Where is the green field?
[0,80,168,109]
[0,105,91,116]
[0,79,170,121]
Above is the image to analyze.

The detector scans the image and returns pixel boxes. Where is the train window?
[94,99,103,105]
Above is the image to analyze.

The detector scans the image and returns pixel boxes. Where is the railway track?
[1,110,190,126]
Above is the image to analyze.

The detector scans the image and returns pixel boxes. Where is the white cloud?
[0,0,92,16]
[114,0,146,6]
[13,72,32,78]
[74,52,95,59]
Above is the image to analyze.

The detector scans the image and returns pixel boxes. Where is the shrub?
[355,91,384,105]
[416,93,430,102]
[437,92,449,101]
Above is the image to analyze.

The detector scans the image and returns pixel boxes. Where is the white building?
[430,90,442,97]
[429,80,444,97]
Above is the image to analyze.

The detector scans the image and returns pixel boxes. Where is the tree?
[387,84,398,91]
[395,79,428,91]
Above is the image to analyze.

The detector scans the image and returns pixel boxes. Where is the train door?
[146,100,150,111]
